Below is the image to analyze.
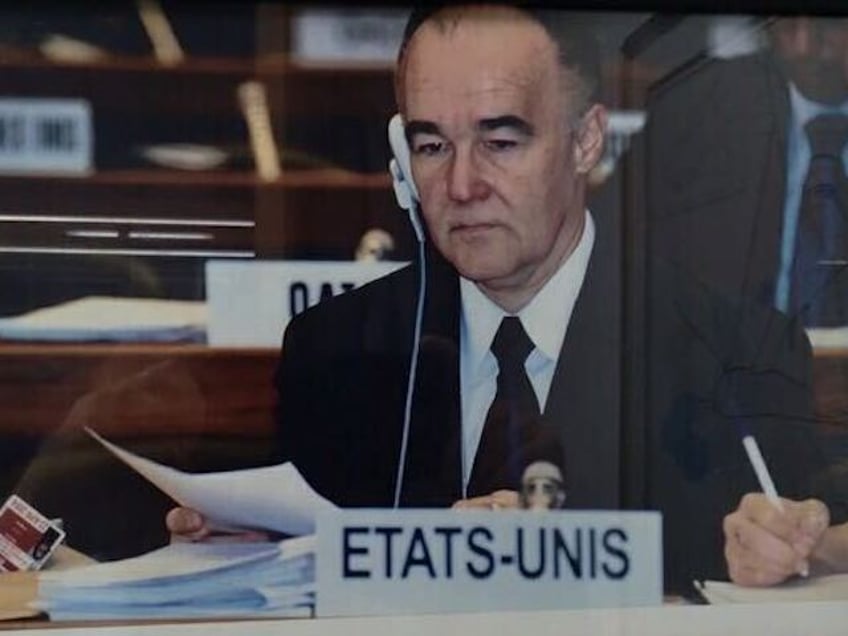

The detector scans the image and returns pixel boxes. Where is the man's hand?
[452,490,520,510]
[165,507,270,543]
[723,493,829,586]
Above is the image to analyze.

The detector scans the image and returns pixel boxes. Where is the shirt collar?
[789,81,848,128]
[459,209,595,376]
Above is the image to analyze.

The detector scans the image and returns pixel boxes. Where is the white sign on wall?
[0,98,92,174]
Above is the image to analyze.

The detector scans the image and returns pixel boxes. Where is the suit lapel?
[740,55,790,305]
[650,54,789,306]
[399,248,463,506]
[542,214,623,508]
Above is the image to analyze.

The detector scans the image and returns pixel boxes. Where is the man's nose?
[446,147,489,202]
[790,18,814,57]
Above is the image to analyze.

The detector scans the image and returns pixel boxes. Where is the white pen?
[742,434,809,577]
[735,403,815,578]
[742,434,784,512]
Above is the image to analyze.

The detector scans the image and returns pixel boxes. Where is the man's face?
[770,17,848,104]
[401,10,604,308]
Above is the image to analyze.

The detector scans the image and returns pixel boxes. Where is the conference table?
[0,341,846,634]
[0,544,846,634]
[0,597,845,635]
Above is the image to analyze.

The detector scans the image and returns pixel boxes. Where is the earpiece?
[388,113,419,207]
[388,114,428,508]
[388,114,424,242]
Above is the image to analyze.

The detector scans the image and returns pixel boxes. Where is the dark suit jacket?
[647,52,792,307]
[274,209,820,594]
[646,50,848,526]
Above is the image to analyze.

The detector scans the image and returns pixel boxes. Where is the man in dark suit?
[648,17,848,324]
[647,16,848,585]
[170,5,830,593]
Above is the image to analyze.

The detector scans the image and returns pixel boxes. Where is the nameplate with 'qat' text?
[205,260,406,347]
[316,509,662,617]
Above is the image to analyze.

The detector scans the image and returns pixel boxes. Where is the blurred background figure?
[355,227,396,262]
[648,16,848,327]
[646,14,848,523]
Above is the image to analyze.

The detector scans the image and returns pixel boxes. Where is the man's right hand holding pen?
[723,494,848,586]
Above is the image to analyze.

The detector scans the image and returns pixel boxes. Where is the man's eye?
[412,141,446,156]
[483,139,518,152]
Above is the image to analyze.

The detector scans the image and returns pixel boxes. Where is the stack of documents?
[35,536,316,620]
[21,429,339,621]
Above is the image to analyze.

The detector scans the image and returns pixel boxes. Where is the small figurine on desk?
[355,228,396,262]
[519,461,566,511]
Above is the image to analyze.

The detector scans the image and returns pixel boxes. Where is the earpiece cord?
[393,212,427,508]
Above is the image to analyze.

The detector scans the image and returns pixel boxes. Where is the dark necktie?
[467,317,542,496]
[789,114,848,326]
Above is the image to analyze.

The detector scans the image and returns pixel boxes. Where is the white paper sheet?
[807,327,848,351]
[86,428,337,536]
[696,574,848,604]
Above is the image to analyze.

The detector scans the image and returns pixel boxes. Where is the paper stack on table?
[0,546,95,621]
[0,296,207,343]
[14,429,340,621]
[35,536,316,620]
[696,574,848,604]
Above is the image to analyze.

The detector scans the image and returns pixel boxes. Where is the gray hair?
[394,5,601,124]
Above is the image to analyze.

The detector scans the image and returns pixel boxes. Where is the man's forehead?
[404,11,556,81]
[405,77,541,111]
[402,16,559,121]
[406,5,545,41]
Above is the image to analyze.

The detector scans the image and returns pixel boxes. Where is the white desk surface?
[2,601,847,636]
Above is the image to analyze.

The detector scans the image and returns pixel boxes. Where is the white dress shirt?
[458,210,595,496]
[774,83,848,312]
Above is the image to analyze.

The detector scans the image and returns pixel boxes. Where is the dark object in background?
[0,2,257,58]
[0,254,204,317]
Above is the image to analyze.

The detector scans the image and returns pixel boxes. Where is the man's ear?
[572,103,608,175]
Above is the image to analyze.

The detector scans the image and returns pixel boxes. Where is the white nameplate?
[316,509,662,617]
[0,98,92,174]
[205,260,407,347]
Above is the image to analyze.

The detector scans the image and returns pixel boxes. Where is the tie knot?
[805,114,848,159]
[491,317,534,368]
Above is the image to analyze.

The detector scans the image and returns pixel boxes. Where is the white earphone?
[388,113,424,243]
[387,113,427,507]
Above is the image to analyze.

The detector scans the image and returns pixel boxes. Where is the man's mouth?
[451,222,498,238]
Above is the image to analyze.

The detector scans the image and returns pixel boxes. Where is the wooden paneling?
[0,344,279,438]
[0,55,401,258]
